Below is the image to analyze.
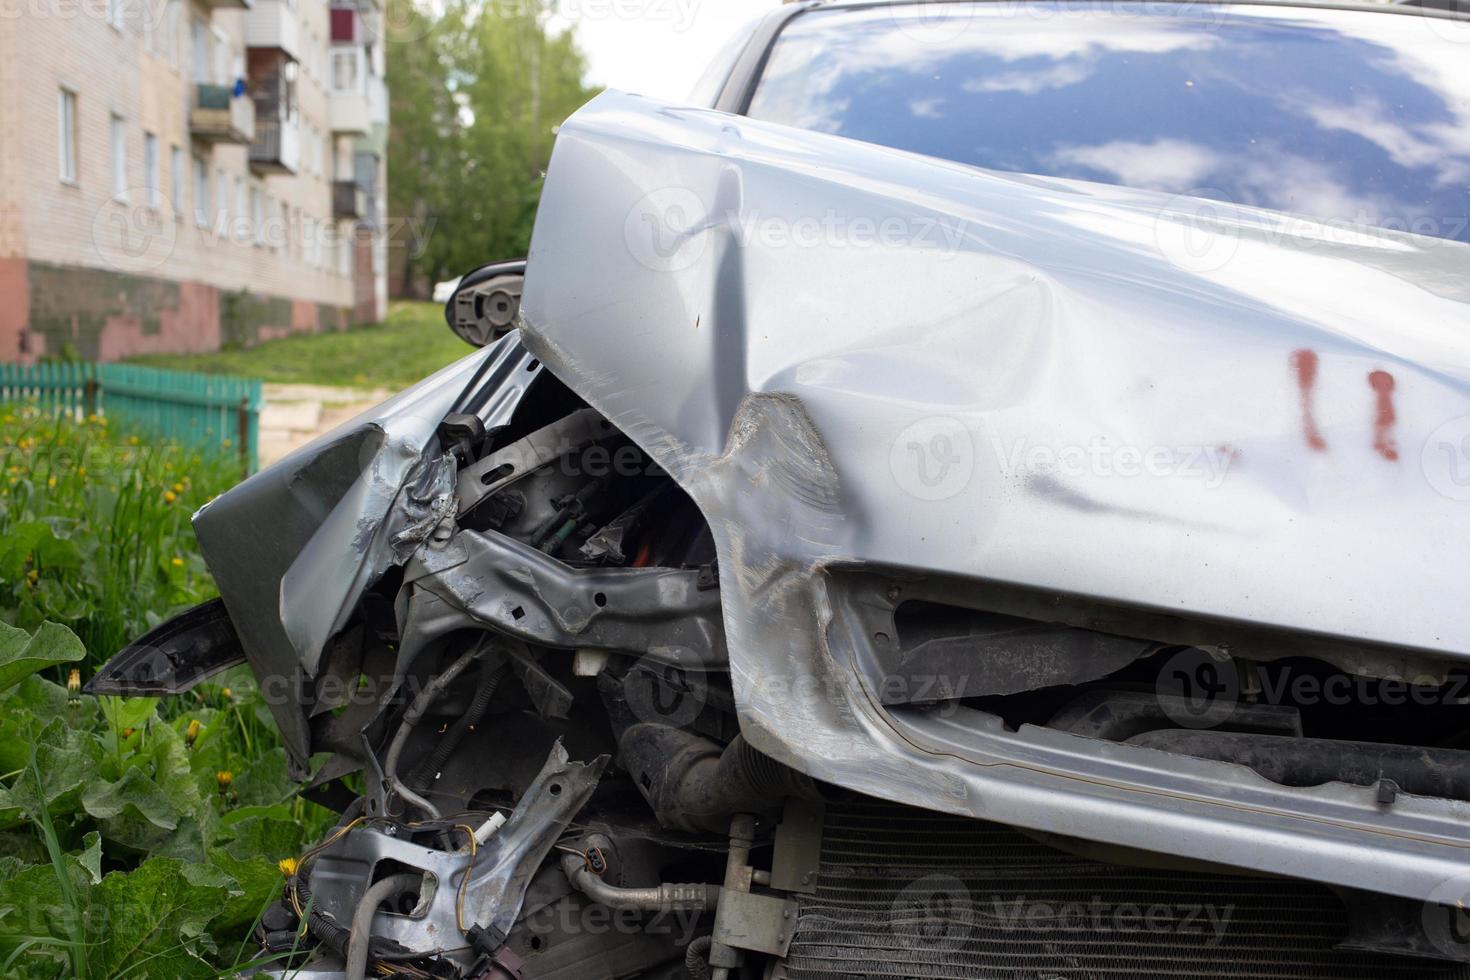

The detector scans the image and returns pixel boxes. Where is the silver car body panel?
[518,91,1470,902]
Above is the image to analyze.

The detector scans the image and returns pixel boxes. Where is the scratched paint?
[1368,370,1399,461]
[1290,349,1328,451]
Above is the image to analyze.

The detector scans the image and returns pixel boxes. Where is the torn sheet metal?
[517,91,1470,903]
[193,335,542,764]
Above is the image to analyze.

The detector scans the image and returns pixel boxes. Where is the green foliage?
[128,302,473,390]
[0,416,332,974]
[0,408,239,669]
[387,0,597,291]
[0,624,333,976]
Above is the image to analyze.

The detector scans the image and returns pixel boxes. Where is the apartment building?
[0,0,389,362]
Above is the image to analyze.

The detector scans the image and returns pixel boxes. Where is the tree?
[387,0,596,297]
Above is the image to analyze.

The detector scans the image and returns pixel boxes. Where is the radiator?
[782,800,1470,980]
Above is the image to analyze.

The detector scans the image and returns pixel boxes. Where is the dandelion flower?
[278,857,299,877]
[172,482,184,494]
[185,719,202,745]
[216,771,234,793]
[171,556,184,568]
[128,435,139,446]
[220,687,233,699]
[66,669,81,695]
[163,490,177,504]
[46,476,56,489]
[121,727,135,739]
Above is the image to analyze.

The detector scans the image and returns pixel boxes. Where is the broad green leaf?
[231,748,296,808]
[0,621,85,693]
[88,857,234,979]
[82,768,180,831]
[75,832,102,885]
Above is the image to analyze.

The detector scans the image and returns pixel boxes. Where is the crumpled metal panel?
[518,91,1470,902]
[193,336,540,764]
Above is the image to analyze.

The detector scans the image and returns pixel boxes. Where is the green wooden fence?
[0,362,262,473]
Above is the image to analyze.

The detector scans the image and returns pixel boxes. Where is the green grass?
[128,301,475,389]
[0,411,333,975]
[0,407,240,667]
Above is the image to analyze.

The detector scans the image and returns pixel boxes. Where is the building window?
[250,185,264,245]
[110,114,127,201]
[144,132,159,208]
[170,146,184,216]
[193,156,209,227]
[57,89,77,184]
[331,49,360,93]
[234,177,245,240]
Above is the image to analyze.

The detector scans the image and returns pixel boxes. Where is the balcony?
[329,89,370,134]
[367,74,388,127]
[245,0,300,61]
[333,180,366,219]
[250,115,300,174]
[189,84,255,143]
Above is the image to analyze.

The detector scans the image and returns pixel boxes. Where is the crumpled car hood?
[521,90,1470,660]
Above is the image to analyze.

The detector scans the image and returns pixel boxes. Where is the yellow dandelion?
[220,687,233,699]
[128,435,139,446]
[24,569,37,588]
[170,556,184,568]
[121,727,135,739]
[172,482,184,493]
[163,490,177,504]
[216,770,234,792]
[66,669,81,695]
[77,466,86,478]
[46,476,56,489]
[278,857,299,877]
[185,719,202,745]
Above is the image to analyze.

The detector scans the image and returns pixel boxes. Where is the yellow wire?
[453,824,478,933]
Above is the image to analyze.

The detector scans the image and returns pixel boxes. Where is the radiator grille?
[783,800,1470,980]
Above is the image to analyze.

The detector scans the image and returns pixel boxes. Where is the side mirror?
[444,258,527,347]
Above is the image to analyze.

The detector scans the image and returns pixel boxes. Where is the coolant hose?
[345,873,421,980]
[560,852,720,913]
[382,646,485,818]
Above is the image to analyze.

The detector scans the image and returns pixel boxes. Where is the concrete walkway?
[258,383,392,467]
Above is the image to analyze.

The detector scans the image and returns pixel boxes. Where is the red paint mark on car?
[1290,349,1328,451]
[1368,370,1399,461]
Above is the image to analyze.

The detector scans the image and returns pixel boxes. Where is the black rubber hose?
[619,724,824,833]
[685,935,713,980]
[292,870,351,954]
[1128,729,1470,802]
[407,659,507,792]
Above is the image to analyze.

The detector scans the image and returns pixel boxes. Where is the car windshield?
[746,2,1470,244]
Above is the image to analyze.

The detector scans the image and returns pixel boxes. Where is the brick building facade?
[0,0,389,362]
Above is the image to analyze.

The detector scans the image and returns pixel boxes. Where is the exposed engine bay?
[89,90,1470,978]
